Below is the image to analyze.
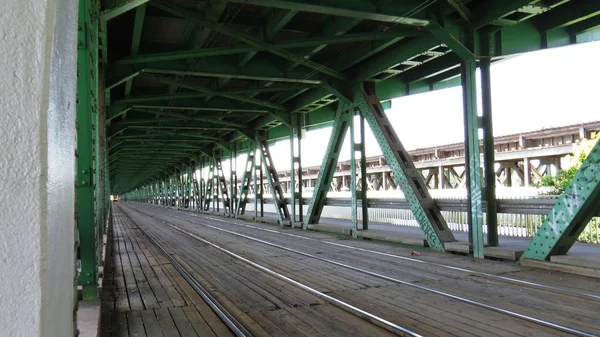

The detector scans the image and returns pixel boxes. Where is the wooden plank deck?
[117,202,600,337]
[100,208,236,337]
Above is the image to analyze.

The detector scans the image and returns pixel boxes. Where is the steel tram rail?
[119,206,254,337]
[124,205,425,337]
[183,209,600,302]
[133,205,598,337]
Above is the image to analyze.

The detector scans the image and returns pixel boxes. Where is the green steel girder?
[461,56,485,258]
[257,131,290,224]
[100,0,150,21]
[567,15,600,35]
[534,1,600,32]
[303,103,351,228]
[467,0,535,30]
[106,71,140,91]
[522,138,600,260]
[107,101,268,121]
[108,61,324,86]
[149,74,287,111]
[126,125,237,131]
[183,2,227,55]
[282,17,361,74]
[123,3,146,99]
[77,0,100,300]
[203,162,215,211]
[115,30,424,65]
[114,85,313,104]
[356,83,456,251]
[223,0,431,25]
[427,20,474,61]
[154,2,348,80]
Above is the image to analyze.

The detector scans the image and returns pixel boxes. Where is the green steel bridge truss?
[76,0,600,298]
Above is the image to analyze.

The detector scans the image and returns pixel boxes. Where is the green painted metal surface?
[460,56,485,258]
[236,146,256,216]
[522,138,600,260]
[77,0,101,300]
[303,103,351,228]
[356,84,455,251]
[257,131,290,224]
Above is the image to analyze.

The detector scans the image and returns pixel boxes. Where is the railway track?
[120,205,413,336]
[122,203,600,337]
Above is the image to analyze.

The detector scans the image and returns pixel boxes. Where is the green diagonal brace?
[522,138,600,260]
[356,84,456,251]
[236,146,256,216]
[303,103,351,229]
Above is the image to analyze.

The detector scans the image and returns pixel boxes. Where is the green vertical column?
[296,114,304,223]
[358,113,369,230]
[230,143,237,217]
[461,30,484,258]
[350,111,368,235]
[77,0,100,300]
[481,32,498,247]
[290,121,297,223]
[350,112,358,237]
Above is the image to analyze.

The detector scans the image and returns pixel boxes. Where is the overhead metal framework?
[85,0,600,284]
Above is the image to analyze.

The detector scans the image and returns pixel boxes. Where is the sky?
[219,40,600,175]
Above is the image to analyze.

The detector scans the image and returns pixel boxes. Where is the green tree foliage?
[537,133,598,195]
[536,133,599,243]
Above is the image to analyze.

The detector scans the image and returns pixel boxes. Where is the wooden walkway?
[100,208,235,337]
[105,202,600,337]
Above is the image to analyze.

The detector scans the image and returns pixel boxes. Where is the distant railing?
[244,196,600,244]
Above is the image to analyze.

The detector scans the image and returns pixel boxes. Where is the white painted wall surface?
[0,0,78,336]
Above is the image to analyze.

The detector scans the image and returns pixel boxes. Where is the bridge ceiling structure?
[104,0,600,194]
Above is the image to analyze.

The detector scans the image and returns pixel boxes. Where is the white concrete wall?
[0,0,78,336]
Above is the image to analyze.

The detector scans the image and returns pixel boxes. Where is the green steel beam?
[460,38,485,257]
[534,1,600,32]
[427,20,474,60]
[184,2,227,55]
[123,3,146,99]
[125,103,268,114]
[522,137,600,260]
[149,74,287,111]
[77,0,99,300]
[106,58,325,85]
[356,83,456,251]
[468,0,534,30]
[155,2,348,80]
[304,103,351,228]
[115,85,312,104]
[100,0,151,21]
[284,17,361,74]
[115,30,423,65]
[222,0,430,25]
[106,71,140,91]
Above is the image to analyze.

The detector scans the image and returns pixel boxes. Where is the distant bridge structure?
[275,121,600,192]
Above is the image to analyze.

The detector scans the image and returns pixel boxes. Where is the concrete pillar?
[0,0,78,336]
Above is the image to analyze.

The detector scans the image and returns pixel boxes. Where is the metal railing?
[243,196,600,244]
